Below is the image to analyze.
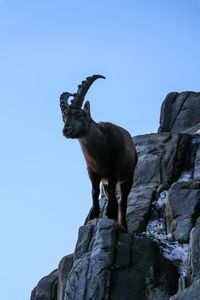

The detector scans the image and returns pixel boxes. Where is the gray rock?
[170,279,200,300]
[158,91,200,134]
[166,182,200,242]
[134,133,189,187]
[64,219,121,300]
[64,219,178,300]
[110,235,179,300]
[158,92,182,133]
[188,217,200,282]
[127,184,158,233]
[31,269,58,300]
[58,254,73,300]
[31,256,73,300]
[194,141,200,180]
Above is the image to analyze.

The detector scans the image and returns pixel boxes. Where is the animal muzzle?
[62,126,73,138]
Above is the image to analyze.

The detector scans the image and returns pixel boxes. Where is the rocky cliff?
[31,91,200,300]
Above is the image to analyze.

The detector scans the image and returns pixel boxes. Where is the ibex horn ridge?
[70,74,106,108]
[60,92,73,113]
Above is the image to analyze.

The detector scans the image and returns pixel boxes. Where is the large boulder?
[165,181,200,243]
[58,254,73,300]
[188,217,200,283]
[193,139,200,179]
[158,92,200,134]
[126,183,158,233]
[64,219,119,300]
[31,220,179,300]
[31,256,74,300]
[133,133,189,187]
[64,219,178,300]
[170,279,200,300]
[31,270,58,300]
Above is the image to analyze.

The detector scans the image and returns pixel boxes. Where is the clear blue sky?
[1,1,200,299]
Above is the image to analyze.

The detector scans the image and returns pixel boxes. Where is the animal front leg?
[106,178,118,221]
[88,170,101,220]
[119,179,133,229]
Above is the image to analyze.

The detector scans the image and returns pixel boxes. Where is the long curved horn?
[60,92,73,114]
[70,74,106,108]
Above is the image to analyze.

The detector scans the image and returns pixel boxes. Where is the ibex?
[60,75,137,228]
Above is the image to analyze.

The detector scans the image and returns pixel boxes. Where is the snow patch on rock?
[145,191,189,276]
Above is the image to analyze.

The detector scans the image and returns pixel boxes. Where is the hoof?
[119,224,128,233]
[87,219,95,225]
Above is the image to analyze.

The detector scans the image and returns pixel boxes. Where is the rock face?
[166,181,200,243]
[31,91,200,300]
[133,133,189,187]
[31,270,58,300]
[158,91,200,134]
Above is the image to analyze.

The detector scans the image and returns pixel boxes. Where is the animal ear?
[83,100,91,118]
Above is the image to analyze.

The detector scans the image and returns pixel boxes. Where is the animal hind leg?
[106,178,118,221]
[102,183,108,198]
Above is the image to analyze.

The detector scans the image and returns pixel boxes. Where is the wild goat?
[60,75,137,228]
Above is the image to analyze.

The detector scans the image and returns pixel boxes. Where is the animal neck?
[78,121,105,155]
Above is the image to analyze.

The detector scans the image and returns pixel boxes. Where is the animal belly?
[101,178,108,185]
[101,178,126,185]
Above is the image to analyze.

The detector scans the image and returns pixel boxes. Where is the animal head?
[60,75,105,139]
